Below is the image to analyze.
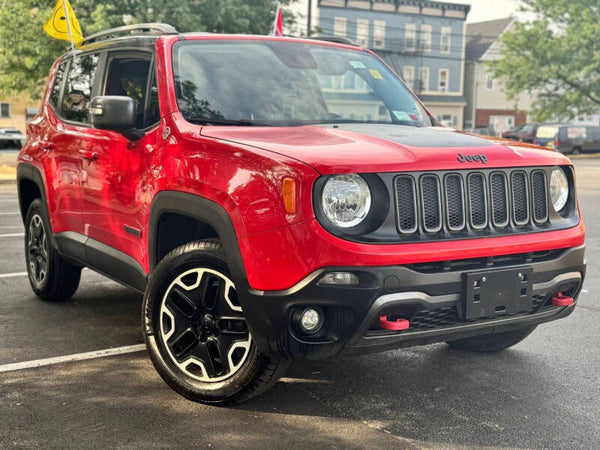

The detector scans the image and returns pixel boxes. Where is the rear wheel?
[25,199,81,301]
[446,326,536,352]
[571,147,581,155]
[143,240,289,404]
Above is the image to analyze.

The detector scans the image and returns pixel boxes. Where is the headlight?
[321,174,371,228]
[550,168,569,212]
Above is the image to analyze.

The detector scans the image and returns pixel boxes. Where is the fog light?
[300,308,322,333]
[318,272,360,286]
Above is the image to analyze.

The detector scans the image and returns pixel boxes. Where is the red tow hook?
[379,316,410,331]
[552,292,574,307]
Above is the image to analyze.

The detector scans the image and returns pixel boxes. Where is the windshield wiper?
[186,117,271,126]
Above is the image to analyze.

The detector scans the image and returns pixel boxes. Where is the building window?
[405,23,416,51]
[439,69,449,92]
[334,17,347,38]
[373,20,386,49]
[440,27,451,54]
[420,25,432,52]
[0,103,9,118]
[485,73,495,91]
[356,19,369,47]
[403,66,415,90]
[418,67,430,92]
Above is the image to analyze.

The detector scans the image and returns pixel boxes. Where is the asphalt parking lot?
[1,157,599,449]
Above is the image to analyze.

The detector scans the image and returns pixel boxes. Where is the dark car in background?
[535,124,600,155]
[0,128,26,150]
[502,123,538,143]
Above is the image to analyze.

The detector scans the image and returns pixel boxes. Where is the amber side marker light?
[282,177,297,214]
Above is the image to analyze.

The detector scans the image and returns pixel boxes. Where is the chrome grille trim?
[394,175,418,234]
[467,173,488,230]
[393,168,552,238]
[419,175,443,233]
[490,172,509,228]
[511,171,530,226]
[444,174,466,231]
[531,170,549,224]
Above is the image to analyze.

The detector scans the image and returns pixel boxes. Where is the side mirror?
[90,96,143,140]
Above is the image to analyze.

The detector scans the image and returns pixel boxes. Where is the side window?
[104,55,156,129]
[49,60,68,111]
[62,53,99,124]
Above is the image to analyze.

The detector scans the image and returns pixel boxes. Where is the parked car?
[0,133,26,150]
[17,24,585,404]
[535,124,600,154]
[502,123,538,143]
[465,127,496,137]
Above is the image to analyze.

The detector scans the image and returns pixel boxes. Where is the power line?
[298,15,515,41]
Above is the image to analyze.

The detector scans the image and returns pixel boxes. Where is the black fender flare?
[16,163,48,225]
[148,191,279,354]
[148,191,248,284]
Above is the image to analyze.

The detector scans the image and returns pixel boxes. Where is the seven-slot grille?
[395,169,549,235]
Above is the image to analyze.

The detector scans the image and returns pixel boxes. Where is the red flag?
[270,2,283,36]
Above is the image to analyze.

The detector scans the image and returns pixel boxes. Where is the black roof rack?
[81,23,178,46]
[309,35,359,46]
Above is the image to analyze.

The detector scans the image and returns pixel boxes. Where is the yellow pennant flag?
[43,0,84,47]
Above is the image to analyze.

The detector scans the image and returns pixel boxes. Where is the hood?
[201,123,569,174]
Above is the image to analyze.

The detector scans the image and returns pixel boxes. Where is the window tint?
[104,56,153,129]
[62,54,99,124]
[49,60,68,111]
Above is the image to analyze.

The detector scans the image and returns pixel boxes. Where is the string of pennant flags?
[43,0,285,49]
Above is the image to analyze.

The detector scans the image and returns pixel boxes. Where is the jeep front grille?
[394,169,550,236]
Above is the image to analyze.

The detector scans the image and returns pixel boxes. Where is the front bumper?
[237,245,586,359]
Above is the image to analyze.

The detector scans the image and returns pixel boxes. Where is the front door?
[81,52,162,267]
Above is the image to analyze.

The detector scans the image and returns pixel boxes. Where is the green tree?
[491,0,600,121]
[0,0,297,100]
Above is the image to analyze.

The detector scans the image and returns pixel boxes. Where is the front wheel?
[143,240,289,404]
[446,326,537,352]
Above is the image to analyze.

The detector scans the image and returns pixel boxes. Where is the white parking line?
[0,272,27,279]
[0,212,20,215]
[0,233,24,238]
[0,345,147,373]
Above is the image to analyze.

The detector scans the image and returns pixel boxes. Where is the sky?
[451,0,525,23]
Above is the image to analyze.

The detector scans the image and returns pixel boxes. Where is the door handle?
[40,141,55,152]
[79,149,99,162]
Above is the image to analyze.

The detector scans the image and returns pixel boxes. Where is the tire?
[24,199,81,301]
[571,147,581,155]
[446,326,537,353]
[143,240,290,404]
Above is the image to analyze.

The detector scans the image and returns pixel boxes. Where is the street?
[0,157,598,449]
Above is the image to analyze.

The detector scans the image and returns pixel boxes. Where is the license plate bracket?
[464,267,533,320]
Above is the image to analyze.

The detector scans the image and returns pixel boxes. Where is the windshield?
[173,40,433,127]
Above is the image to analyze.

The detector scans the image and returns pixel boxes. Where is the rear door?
[80,51,162,266]
[42,53,101,236]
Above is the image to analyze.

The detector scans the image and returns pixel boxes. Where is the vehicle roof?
[67,32,361,59]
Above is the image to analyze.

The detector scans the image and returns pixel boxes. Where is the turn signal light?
[282,177,296,214]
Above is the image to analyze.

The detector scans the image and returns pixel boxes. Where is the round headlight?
[321,174,371,228]
[550,168,569,212]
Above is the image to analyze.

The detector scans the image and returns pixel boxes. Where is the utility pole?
[307,0,312,36]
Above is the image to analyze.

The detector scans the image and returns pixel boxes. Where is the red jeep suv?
[18,24,586,404]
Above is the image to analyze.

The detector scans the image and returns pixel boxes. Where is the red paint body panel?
[239,218,585,291]
[18,34,586,295]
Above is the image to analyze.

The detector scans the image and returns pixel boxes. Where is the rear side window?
[62,53,99,124]
[49,60,68,111]
[536,126,558,139]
